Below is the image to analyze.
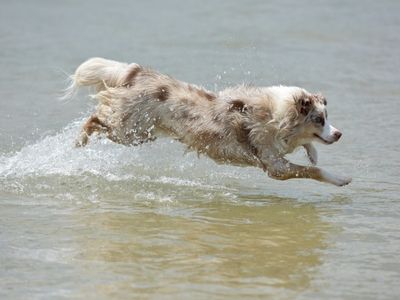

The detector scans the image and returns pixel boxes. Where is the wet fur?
[66,58,351,186]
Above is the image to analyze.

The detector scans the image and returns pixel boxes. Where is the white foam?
[0,118,243,197]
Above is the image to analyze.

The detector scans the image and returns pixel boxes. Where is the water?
[1,0,399,299]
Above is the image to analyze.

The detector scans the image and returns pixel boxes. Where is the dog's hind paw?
[74,133,89,148]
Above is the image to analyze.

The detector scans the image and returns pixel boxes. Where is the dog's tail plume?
[61,57,131,100]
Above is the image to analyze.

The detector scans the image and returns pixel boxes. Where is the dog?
[64,57,351,186]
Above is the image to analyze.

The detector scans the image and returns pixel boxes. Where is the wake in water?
[0,118,251,200]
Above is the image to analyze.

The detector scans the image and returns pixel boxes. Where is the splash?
[0,118,245,199]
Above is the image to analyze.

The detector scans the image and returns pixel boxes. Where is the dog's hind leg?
[75,115,110,147]
[76,115,158,147]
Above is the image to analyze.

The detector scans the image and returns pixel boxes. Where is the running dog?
[64,57,351,186]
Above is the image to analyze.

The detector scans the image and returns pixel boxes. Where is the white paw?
[75,132,89,147]
[304,143,318,166]
[321,170,352,186]
[332,176,352,187]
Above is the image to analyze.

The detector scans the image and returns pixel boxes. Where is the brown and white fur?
[65,57,351,186]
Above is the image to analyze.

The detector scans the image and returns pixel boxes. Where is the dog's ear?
[228,99,248,113]
[296,97,312,116]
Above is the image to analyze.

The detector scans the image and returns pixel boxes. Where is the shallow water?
[1,1,400,299]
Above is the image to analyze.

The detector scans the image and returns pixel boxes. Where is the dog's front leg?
[264,157,351,186]
[303,143,318,165]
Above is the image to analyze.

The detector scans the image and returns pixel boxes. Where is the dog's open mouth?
[314,134,334,144]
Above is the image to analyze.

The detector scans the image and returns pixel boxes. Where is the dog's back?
[66,58,266,167]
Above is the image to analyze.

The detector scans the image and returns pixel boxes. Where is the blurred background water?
[0,0,399,299]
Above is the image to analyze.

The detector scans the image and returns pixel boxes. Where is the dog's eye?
[314,116,324,124]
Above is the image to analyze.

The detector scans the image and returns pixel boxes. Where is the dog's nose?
[333,131,342,141]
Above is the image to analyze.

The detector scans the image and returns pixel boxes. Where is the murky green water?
[1,1,399,299]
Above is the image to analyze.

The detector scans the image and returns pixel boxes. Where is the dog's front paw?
[321,170,352,186]
[304,143,318,166]
[329,175,352,187]
[333,176,352,187]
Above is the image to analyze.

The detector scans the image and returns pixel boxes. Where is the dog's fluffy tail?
[61,57,132,100]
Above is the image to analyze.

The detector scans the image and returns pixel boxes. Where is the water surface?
[1,1,399,299]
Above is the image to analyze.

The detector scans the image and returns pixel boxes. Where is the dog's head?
[291,90,342,145]
[225,86,342,155]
